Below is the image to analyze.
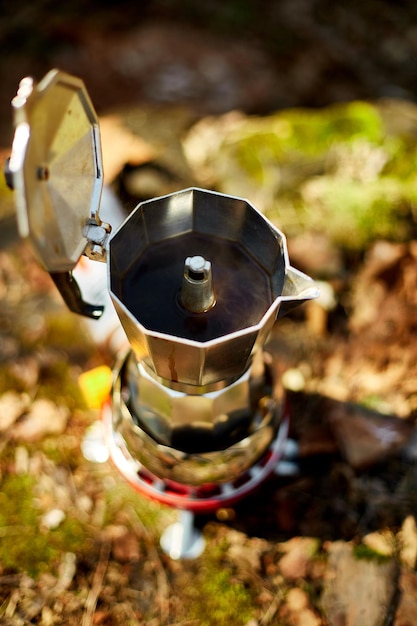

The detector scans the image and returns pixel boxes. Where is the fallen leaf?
[100,115,157,183]
[327,402,413,469]
[0,391,29,433]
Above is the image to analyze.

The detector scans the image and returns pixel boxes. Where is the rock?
[399,516,417,569]
[322,542,397,626]
[288,232,343,279]
[278,537,319,580]
[41,509,66,530]
[0,391,29,433]
[104,525,141,563]
[227,533,264,573]
[11,398,70,442]
[285,390,339,458]
[8,357,40,391]
[113,531,141,563]
[286,588,310,612]
[279,588,321,626]
[327,402,413,469]
[363,531,394,557]
[403,430,417,462]
[280,587,322,626]
[394,569,417,626]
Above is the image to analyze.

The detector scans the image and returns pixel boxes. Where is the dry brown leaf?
[11,398,69,442]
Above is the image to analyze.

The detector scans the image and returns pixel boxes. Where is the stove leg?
[274,438,300,477]
[160,509,206,559]
[81,420,109,463]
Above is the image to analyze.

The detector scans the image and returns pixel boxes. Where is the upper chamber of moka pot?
[109,187,318,390]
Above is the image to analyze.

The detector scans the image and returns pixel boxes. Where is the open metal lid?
[9,69,104,273]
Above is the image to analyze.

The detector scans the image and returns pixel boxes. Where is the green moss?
[37,359,86,411]
[185,565,254,626]
[34,314,97,410]
[359,395,392,414]
[0,172,14,220]
[0,368,24,396]
[42,434,83,468]
[0,474,52,576]
[51,515,90,555]
[182,537,254,626]
[352,543,392,564]
[222,101,385,186]
[202,100,417,248]
[103,479,166,532]
[302,175,415,248]
[0,473,92,577]
[42,313,93,353]
[230,102,384,173]
[277,101,384,156]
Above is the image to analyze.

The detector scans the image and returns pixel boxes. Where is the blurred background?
[1,0,417,145]
[3,0,417,243]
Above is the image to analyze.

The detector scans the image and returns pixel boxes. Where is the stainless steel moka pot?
[7,70,319,553]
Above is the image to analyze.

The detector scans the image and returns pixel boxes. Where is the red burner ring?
[102,402,290,513]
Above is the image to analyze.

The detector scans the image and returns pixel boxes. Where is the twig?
[259,587,286,626]
[126,504,171,624]
[82,541,111,626]
[0,525,30,537]
[4,589,20,619]
[0,574,22,585]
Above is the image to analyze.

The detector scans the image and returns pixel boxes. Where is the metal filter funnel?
[109,188,318,390]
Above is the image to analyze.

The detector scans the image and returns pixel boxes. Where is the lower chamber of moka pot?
[102,350,290,513]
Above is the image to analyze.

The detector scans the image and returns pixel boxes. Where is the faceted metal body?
[110,350,279,486]
[109,188,318,389]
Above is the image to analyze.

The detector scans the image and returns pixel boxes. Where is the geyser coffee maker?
[7,70,319,557]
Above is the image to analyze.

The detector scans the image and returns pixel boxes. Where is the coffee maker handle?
[50,271,104,320]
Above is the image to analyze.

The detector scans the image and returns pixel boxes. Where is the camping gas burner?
[7,69,319,558]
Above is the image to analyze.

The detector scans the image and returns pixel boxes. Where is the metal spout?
[277,267,320,319]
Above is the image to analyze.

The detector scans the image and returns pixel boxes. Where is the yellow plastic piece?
[78,365,113,409]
